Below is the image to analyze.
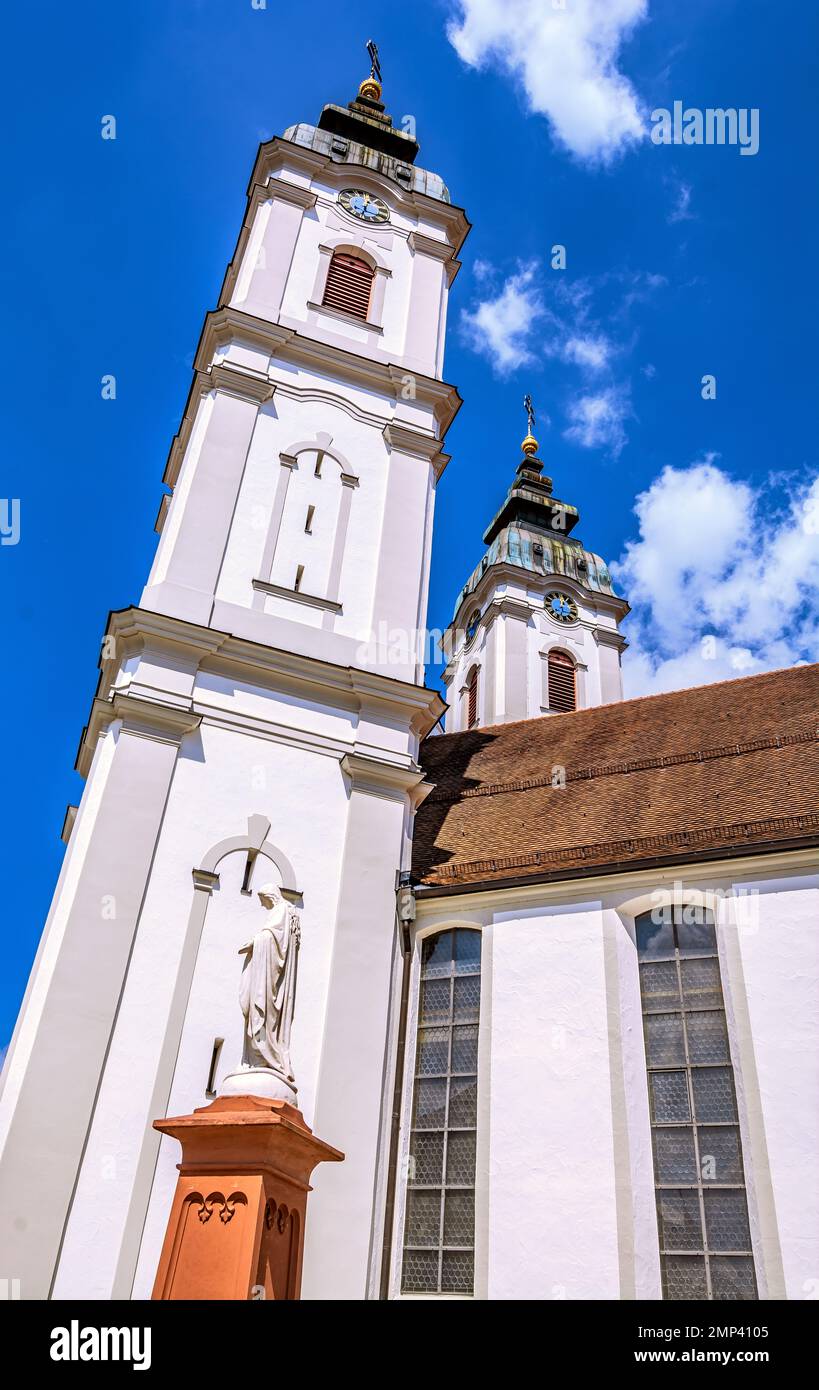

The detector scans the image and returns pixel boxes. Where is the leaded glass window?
[636,906,757,1300]
[400,929,481,1295]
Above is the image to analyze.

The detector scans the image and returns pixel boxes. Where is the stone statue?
[220,882,301,1103]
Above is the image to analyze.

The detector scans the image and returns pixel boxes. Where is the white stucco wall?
[399,858,819,1300]
[486,902,622,1298]
[725,876,819,1299]
[54,719,347,1299]
[43,632,428,1302]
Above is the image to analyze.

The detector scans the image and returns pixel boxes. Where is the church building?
[0,60,816,1303]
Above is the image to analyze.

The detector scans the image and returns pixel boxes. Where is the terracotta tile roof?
[412,664,819,890]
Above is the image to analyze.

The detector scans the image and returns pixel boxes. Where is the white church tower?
[442,411,629,731]
[0,58,468,1300]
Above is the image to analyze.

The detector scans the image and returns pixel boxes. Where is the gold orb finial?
[358,75,382,102]
[521,430,539,456]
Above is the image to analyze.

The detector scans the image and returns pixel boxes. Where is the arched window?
[547,648,576,712]
[466,666,479,728]
[401,928,482,1295]
[321,250,374,321]
[635,906,757,1301]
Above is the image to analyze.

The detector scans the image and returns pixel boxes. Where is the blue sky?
[1,0,817,1042]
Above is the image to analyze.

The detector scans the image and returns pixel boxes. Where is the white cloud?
[563,334,611,370]
[461,263,619,378]
[461,266,664,457]
[564,385,632,456]
[667,179,694,224]
[447,0,649,163]
[614,459,819,696]
[472,257,495,282]
[460,261,544,374]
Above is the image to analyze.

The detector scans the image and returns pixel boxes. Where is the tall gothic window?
[400,929,482,1295]
[636,907,757,1301]
[321,250,374,321]
[547,648,576,712]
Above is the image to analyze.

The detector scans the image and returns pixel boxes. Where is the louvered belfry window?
[466,668,479,728]
[321,251,374,321]
[548,649,576,712]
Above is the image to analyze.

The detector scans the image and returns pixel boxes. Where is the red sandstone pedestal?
[151,1094,343,1300]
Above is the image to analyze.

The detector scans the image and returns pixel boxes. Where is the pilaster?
[0,700,200,1298]
[145,371,275,626]
[231,181,318,322]
[303,753,427,1298]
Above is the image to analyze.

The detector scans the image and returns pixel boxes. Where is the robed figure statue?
[239,882,299,1082]
[221,881,300,1102]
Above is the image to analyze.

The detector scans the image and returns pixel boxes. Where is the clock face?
[339,189,390,223]
[546,592,578,624]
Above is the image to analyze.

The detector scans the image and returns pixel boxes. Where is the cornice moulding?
[407,229,463,283]
[271,380,386,431]
[340,751,429,801]
[217,139,470,310]
[263,179,318,211]
[349,668,447,734]
[249,139,472,254]
[447,561,630,635]
[77,692,202,777]
[96,607,226,699]
[189,698,354,761]
[593,628,629,651]
[84,608,446,771]
[61,804,78,845]
[490,595,534,623]
[382,422,450,478]
[408,231,456,262]
[413,847,819,912]
[163,306,461,489]
[207,362,277,404]
[416,826,819,897]
[154,492,171,536]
